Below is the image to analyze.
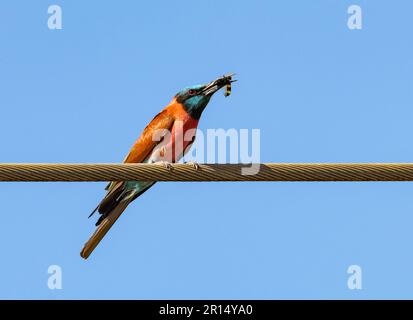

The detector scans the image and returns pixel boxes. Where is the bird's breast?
[146,110,199,164]
[169,114,199,161]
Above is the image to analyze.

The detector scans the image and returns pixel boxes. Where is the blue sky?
[1,0,413,299]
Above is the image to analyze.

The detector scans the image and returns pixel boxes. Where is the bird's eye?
[188,89,196,96]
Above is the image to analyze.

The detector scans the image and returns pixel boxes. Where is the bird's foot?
[185,161,200,171]
[156,161,173,171]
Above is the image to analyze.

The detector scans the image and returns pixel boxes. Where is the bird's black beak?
[201,74,237,96]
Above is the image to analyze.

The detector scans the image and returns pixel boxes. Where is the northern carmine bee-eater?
[81,74,236,259]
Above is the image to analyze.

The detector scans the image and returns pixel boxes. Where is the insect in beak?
[224,74,235,97]
[202,73,237,97]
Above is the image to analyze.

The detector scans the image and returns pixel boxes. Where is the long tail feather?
[80,199,132,259]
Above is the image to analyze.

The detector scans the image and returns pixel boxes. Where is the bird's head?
[175,74,236,119]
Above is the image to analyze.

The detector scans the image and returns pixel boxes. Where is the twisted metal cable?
[1,163,413,181]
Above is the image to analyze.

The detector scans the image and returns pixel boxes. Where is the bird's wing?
[97,107,176,209]
[123,108,176,163]
[103,108,176,193]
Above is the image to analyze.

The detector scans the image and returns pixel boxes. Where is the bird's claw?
[156,161,173,171]
[185,161,200,171]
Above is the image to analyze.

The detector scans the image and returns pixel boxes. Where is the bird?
[80,74,236,259]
